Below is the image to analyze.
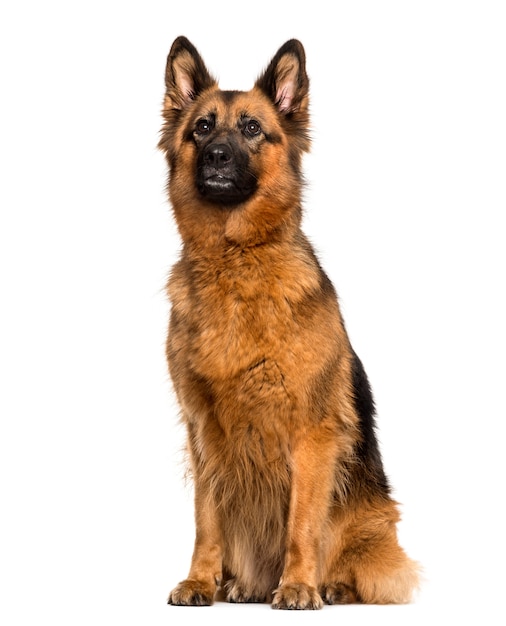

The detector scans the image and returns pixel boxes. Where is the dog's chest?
[192,267,294,379]
[169,246,321,382]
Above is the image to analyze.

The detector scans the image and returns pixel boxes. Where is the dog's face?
[179,89,279,206]
[159,38,310,244]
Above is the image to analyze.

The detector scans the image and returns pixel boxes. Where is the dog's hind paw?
[321,582,358,604]
[225,579,266,603]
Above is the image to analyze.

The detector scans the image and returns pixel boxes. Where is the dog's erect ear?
[255,40,309,114]
[164,36,216,110]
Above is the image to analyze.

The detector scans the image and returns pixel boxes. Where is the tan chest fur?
[168,239,342,390]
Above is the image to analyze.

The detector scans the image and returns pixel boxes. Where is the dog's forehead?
[195,87,276,124]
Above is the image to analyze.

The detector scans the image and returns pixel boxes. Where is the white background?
[1,1,505,624]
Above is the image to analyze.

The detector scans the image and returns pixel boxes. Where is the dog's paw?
[321,582,358,605]
[225,579,266,603]
[272,583,323,610]
[168,578,215,606]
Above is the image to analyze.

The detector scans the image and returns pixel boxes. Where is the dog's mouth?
[198,174,256,205]
[202,174,236,194]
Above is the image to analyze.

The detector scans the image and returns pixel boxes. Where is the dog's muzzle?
[197,140,256,205]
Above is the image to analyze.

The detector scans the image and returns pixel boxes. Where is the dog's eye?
[195,119,212,135]
[245,120,262,137]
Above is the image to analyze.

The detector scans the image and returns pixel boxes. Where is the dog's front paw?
[272,583,323,610]
[168,578,215,606]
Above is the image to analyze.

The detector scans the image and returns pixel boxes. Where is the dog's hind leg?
[320,498,420,605]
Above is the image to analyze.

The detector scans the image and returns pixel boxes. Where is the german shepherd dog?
[159,36,419,609]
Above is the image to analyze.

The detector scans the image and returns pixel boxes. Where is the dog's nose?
[203,143,232,169]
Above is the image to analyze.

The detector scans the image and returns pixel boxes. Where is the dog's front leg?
[168,475,223,606]
[272,427,339,610]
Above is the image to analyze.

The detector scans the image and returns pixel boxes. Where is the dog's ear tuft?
[255,40,309,114]
[164,36,216,110]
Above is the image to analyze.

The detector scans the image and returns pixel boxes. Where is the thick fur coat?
[159,36,419,609]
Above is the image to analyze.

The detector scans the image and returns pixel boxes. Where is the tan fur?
[160,37,420,609]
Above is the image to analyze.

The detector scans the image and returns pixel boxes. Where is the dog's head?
[159,37,310,245]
